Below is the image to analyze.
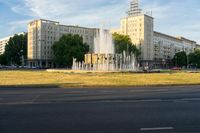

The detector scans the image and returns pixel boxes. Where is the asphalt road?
[1,86,200,133]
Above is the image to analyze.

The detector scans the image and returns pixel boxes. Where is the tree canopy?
[0,54,7,65]
[173,51,187,67]
[52,34,89,68]
[172,50,200,68]
[0,33,27,66]
[112,33,140,57]
[189,49,200,68]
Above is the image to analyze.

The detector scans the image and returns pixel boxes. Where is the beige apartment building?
[28,19,97,68]
[0,32,26,55]
[119,14,154,61]
[112,0,198,68]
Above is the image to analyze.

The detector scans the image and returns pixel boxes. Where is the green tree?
[0,54,7,65]
[112,33,140,57]
[189,49,200,68]
[52,34,89,68]
[3,33,27,65]
[173,51,187,67]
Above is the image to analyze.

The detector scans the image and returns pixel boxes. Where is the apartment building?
[153,32,196,68]
[0,37,10,55]
[0,32,25,55]
[28,19,97,68]
[120,14,154,61]
[111,0,197,68]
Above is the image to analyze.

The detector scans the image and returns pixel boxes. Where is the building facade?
[153,32,196,68]
[0,32,25,55]
[111,0,198,68]
[0,37,10,55]
[28,19,97,68]
[120,14,154,61]
[196,44,200,49]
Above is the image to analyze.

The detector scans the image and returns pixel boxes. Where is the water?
[72,28,138,71]
[94,28,115,54]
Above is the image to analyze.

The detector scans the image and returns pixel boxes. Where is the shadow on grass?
[1,83,200,89]
[0,83,83,88]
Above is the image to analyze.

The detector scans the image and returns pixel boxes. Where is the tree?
[0,54,7,65]
[3,33,27,66]
[189,49,200,68]
[52,34,89,68]
[173,51,187,67]
[112,33,140,57]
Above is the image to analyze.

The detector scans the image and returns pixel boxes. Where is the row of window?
[128,24,143,27]
[59,27,91,34]
[128,29,142,32]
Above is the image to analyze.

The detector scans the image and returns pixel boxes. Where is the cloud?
[142,1,175,20]
[8,19,32,33]
[1,0,200,43]
[11,0,129,28]
[183,24,200,31]
[141,0,200,43]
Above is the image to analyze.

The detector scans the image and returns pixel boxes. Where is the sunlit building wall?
[28,19,97,68]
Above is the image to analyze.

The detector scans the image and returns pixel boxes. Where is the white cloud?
[141,0,200,43]
[11,0,129,28]
[3,0,200,43]
[8,19,32,33]
[142,1,175,20]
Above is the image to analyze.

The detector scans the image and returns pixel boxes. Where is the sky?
[0,0,200,43]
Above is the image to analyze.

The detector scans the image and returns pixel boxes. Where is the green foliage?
[189,49,200,68]
[52,34,89,68]
[112,33,140,57]
[0,54,7,65]
[173,51,187,67]
[0,33,27,65]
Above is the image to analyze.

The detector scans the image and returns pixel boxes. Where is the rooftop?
[154,31,196,44]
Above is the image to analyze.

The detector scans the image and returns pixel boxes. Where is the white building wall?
[0,37,10,55]
[0,32,26,55]
[28,19,97,67]
[153,32,196,61]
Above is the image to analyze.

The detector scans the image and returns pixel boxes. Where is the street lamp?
[10,39,15,66]
[187,54,189,69]
[20,49,24,67]
[175,55,178,67]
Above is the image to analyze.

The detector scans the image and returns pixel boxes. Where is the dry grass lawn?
[0,70,200,88]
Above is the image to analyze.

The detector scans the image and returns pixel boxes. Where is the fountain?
[72,28,138,71]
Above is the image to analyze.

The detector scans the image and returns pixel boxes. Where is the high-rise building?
[119,0,154,61]
[111,0,197,68]
[28,19,98,68]
[120,14,154,61]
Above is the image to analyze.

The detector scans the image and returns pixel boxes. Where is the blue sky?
[0,0,200,43]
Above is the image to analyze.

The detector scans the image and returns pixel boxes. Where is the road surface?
[1,86,200,133]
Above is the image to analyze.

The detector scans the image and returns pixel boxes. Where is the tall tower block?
[120,0,154,61]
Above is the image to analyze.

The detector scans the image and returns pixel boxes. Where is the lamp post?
[10,40,15,66]
[20,49,24,67]
[187,54,189,69]
[175,55,178,67]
